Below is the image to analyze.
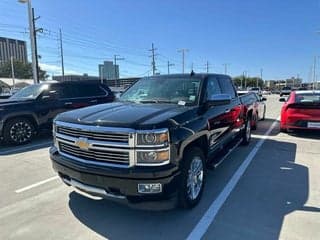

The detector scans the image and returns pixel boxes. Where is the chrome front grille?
[57,126,129,143]
[59,142,129,165]
[54,121,135,167]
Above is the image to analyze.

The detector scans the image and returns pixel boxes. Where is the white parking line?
[0,141,52,155]
[15,176,59,193]
[186,118,279,240]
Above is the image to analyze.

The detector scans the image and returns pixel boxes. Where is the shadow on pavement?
[67,138,314,240]
[286,129,320,140]
[204,138,317,240]
[0,132,52,156]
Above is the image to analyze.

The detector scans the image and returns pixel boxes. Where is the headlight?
[137,129,169,146]
[136,150,170,165]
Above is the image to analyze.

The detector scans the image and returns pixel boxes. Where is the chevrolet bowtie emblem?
[75,137,90,150]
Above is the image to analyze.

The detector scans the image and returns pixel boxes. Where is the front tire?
[3,118,35,145]
[178,147,206,209]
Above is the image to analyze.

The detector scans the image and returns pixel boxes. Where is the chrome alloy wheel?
[10,121,32,143]
[187,156,204,200]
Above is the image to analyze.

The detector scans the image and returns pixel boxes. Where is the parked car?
[262,89,271,95]
[249,87,262,96]
[50,74,255,209]
[238,91,266,129]
[280,90,320,132]
[280,86,291,97]
[0,81,114,145]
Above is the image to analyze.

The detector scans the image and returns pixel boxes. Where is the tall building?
[0,37,28,65]
[53,74,100,82]
[99,61,119,80]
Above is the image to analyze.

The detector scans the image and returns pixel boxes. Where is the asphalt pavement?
[0,95,319,240]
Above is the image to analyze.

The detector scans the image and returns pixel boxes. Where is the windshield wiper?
[139,100,176,104]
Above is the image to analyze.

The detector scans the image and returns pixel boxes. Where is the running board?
[208,138,243,169]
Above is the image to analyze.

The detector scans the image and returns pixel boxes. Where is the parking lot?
[0,94,319,240]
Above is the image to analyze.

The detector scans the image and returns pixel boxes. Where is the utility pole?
[298,73,301,87]
[205,61,209,73]
[244,71,248,89]
[149,43,157,75]
[10,56,15,88]
[59,28,65,81]
[260,68,263,88]
[114,55,124,87]
[178,49,189,73]
[222,63,229,74]
[19,0,37,84]
[31,7,40,83]
[191,62,194,71]
[167,61,174,74]
[313,56,316,90]
[242,71,246,90]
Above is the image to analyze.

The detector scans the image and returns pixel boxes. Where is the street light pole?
[19,0,38,84]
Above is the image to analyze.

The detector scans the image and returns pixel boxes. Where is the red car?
[280,90,320,132]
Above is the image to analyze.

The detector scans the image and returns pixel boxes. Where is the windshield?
[295,93,320,103]
[120,77,202,105]
[10,84,48,99]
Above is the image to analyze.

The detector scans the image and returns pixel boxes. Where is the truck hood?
[55,102,196,129]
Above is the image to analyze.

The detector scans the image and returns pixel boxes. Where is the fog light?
[138,183,162,194]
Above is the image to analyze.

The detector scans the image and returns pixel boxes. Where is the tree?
[233,76,264,89]
[0,60,48,80]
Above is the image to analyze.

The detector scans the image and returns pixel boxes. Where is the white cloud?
[39,63,81,76]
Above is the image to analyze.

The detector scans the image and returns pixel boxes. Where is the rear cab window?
[218,76,236,98]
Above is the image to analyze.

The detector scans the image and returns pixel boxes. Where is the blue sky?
[0,0,320,82]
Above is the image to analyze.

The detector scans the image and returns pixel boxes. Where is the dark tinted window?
[47,85,73,99]
[219,77,236,98]
[206,77,222,99]
[74,84,106,98]
[295,93,320,103]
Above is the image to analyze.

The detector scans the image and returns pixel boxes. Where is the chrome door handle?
[64,102,73,105]
[90,99,98,103]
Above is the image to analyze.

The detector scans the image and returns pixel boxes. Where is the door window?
[74,84,107,98]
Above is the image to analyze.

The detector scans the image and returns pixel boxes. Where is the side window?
[206,77,222,99]
[50,85,78,99]
[74,84,107,98]
[219,77,236,98]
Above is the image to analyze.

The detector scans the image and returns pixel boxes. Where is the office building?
[53,74,100,82]
[0,37,28,65]
[99,61,119,80]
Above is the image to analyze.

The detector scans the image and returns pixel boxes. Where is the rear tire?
[3,118,35,145]
[262,107,266,120]
[280,127,287,133]
[178,147,206,209]
[251,114,258,130]
[242,118,251,145]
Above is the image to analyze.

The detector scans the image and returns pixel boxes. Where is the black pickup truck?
[0,81,114,145]
[50,74,254,209]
